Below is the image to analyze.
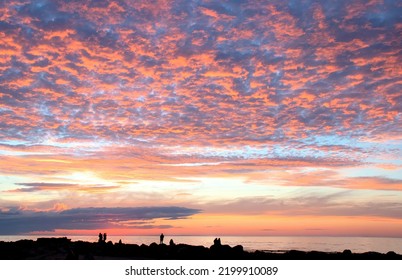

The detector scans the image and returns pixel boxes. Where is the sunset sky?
[0,0,401,237]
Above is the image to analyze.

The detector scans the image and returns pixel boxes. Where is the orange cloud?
[1,0,401,237]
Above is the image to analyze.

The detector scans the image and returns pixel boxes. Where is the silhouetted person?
[213,238,221,246]
[169,239,175,246]
[160,233,164,244]
[98,232,103,243]
[103,233,107,242]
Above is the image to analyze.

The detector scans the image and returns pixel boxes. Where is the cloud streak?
[200,195,402,219]
[8,182,120,193]
[0,206,201,234]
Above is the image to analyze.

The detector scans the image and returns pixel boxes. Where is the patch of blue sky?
[168,144,332,160]
[301,134,375,150]
[42,139,108,150]
[160,162,229,167]
[0,139,31,146]
[368,157,402,166]
[0,175,29,192]
[0,140,49,156]
[269,144,328,159]
[0,107,11,113]
[0,149,53,156]
[340,166,402,181]
[362,141,402,166]
[0,138,113,156]
[38,103,53,117]
[376,141,402,156]
[168,145,264,159]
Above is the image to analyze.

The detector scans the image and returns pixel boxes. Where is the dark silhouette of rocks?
[210,238,234,258]
[386,251,397,257]
[0,237,401,260]
[343,249,352,255]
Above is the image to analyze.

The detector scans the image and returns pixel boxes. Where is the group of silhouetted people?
[213,238,222,246]
[97,233,166,245]
[94,232,190,247]
[160,233,176,246]
[98,232,107,244]
[95,233,222,248]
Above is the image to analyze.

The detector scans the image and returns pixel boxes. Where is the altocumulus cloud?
[0,206,201,234]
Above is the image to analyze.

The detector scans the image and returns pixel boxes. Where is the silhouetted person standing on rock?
[103,233,107,242]
[98,233,103,243]
[160,233,164,244]
[213,238,221,246]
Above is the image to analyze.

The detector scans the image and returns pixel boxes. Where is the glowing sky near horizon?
[0,0,402,237]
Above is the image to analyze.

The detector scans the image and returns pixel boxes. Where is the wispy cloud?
[198,194,402,219]
[8,182,120,193]
[0,206,201,234]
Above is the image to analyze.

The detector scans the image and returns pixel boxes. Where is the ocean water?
[1,235,402,254]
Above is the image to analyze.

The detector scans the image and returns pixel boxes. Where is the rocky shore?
[0,237,401,260]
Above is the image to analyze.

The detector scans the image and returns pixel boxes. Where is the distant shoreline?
[1,237,401,260]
